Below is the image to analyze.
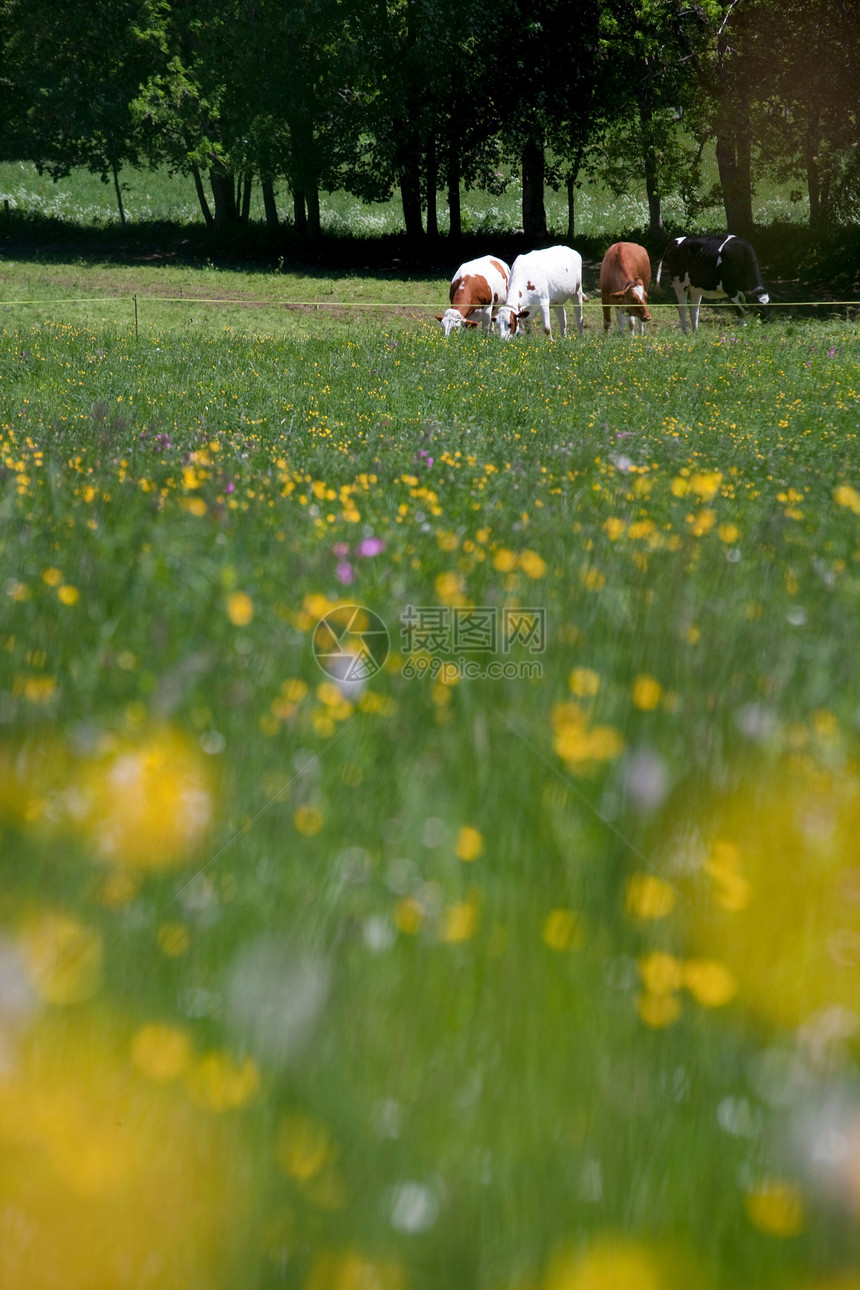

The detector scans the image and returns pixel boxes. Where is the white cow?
[495,245,585,340]
[436,255,511,335]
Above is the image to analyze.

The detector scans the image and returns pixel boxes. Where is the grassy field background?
[1,164,860,1290]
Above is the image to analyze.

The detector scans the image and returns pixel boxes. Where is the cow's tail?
[655,257,664,287]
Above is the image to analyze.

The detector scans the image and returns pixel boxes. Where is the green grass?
[1,300,860,1290]
[0,156,812,239]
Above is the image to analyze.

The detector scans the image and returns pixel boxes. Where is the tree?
[2,0,164,222]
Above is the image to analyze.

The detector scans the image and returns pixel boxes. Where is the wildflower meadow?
[1,254,860,1290]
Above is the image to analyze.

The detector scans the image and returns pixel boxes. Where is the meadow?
[1,167,860,1290]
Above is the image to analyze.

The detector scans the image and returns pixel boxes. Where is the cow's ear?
[516,309,531,319]
[434,315,444,322]
[462,318,481,327]
[608,290,626,303]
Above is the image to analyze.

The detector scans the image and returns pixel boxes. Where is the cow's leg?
[673,284,689,334]
[479,306,493,333]
[689,290,704,331]
[572,293,583,336]
[550,304,567,338]
[731,294,747,324]
[615,308,626,335]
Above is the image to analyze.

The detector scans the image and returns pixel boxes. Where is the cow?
[435,255,511,336]
[657,234,770,333]
[495,245,585,340]
[600,241,652,335]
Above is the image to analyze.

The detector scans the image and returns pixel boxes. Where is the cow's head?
[436,308,481,336]
[609,279,651,322]
[495,306,529,340]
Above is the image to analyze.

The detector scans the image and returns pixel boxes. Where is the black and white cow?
[657,234,770,333]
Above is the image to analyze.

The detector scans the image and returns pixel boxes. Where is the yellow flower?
[294,804,324,836]
[440,900,479,943]
[275,1112,335,1181]
[305,1251,408,1290]
[834,482,860,514]
[542,908,583,951]
[569,667,600,697]
[19,912,103,1004]
[603,516,626,540]
[636,991,682,1028]
[131,1023,193,1082]
[186,1051,260,1111]
[455,825,484,861]
[157,921,191,957]
[394,897,425,935]
[744,1180,805,1237]
[689,470,723,500]
[687,509,716,536]
[435,571,466,606]
[518,548,547,579]
[625,874,677,919]
[632,674,662,711]
[226,590,254,626]
[637,951,682,995]
[493,547,518,571]
[718,523,740,543]
[681,959,737,1007]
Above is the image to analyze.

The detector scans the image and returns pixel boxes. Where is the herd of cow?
[435,236,771,339]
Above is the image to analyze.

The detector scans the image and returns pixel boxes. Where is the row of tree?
[2,0,859,242]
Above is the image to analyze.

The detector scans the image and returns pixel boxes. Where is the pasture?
[1,244,860,1290]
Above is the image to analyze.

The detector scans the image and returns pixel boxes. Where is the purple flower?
[332,542,350,557]
[336,562,356,585]
[358,536,386,558]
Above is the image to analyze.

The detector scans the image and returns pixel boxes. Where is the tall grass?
[1,310,859,1289]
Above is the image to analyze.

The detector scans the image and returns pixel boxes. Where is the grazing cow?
[657,234,770,333]
[435,255,511,336]
[495,245,585,340]
[600,241,652,335]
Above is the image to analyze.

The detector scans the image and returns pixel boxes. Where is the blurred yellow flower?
[57,585,79,606]
[518,549,547,579]
[186,1051,261,1112]
[275,1112,336,1181]
[625,874,677,920]
[157,921,191,957]
[632,675,662,710]
[394,897,425,935]
[636,991,682,1028]
[440,900,479,943]
[294,804,324,836]
[693,762,860,1027]
[569,667,600,697]
[834,483,860,514]
[638,951,682,996]
[304,1250,408,1290]
[542,908,583,951]
[226,590,254,626]
[682,959,737,1007]
[131,1023,193,1082]
[455,825,484,861]
[689,470,723,500]
[84,729,213,870]
[542,1233,702,1290]
[744,1180,805,1237]
[19,912,103,1004]
[435,571,466,606]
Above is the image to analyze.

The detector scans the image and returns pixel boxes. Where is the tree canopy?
[2,0,859,239]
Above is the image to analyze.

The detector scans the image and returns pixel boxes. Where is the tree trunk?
[191,162,214,227]
[210,169,239,226]
[426,131,439,239]
[447,136,461,238]
[522,136,547,239]
[715,131,754,237]
[240,174,252,224]
[112,165,126,226]
[306,186,321,239]
[638,81,664,240]
[804,114,823,233]
[293,190,308,235]
[262,179,279,229]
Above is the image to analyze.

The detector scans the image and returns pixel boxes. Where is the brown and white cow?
[435,255,511,335]
[600,242,652,336]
